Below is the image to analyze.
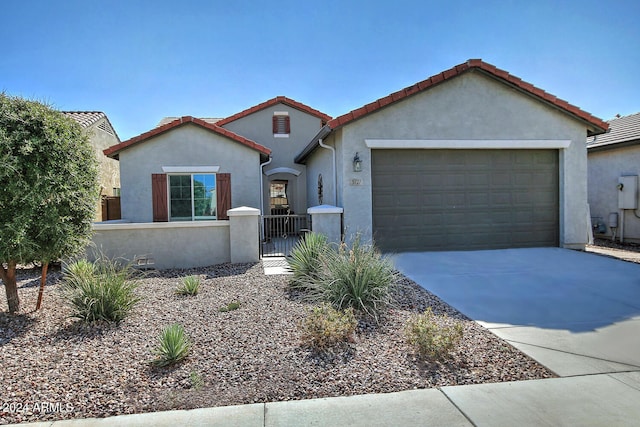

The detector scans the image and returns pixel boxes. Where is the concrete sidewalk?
[15,373,640,426]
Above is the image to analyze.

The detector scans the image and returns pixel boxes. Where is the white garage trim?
[364,139,571,149]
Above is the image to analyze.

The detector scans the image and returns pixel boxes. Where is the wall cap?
[93,220,229,231]
[308,205,344,214]
[227,206,261,217]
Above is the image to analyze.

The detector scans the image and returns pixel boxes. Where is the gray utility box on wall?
[618,175,638,209]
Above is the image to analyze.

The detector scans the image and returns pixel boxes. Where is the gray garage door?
[372,149,559,252]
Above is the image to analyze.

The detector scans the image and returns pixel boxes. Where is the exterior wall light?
[353,152,362,172]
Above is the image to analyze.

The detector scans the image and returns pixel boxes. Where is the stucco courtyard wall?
[90,221,231,269]
[90,207,261,269]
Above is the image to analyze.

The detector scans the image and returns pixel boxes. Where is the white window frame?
[168,173,217,221]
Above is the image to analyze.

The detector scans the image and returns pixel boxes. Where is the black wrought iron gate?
[261,214,308,257]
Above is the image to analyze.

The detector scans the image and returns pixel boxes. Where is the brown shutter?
[284,115,290,133]
[152,174,168,222]
[272,116,278,134]
[216,173,231,220]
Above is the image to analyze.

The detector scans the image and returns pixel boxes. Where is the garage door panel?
[372,149,559,252]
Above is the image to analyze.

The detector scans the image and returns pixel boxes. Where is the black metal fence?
[261,214,309,257]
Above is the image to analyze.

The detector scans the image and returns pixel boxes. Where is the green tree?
[0,93,99,314]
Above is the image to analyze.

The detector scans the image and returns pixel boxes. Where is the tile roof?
[215,96,332,126]
[157,117,222,127]
[587,112,640,150]
[63,111,121,142]
[63,111,106,128]
[103,116,271,159]
[328,59,608,132]
[295,59,609,164]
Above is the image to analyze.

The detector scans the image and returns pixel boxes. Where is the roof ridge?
[215,96,332,126]
[325,59,608,134]
[103,116,270,159]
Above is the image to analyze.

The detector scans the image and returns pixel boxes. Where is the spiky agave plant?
[288,232,330,290]
[151,324,191,367]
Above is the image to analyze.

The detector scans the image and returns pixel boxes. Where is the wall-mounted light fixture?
[353,152,362,172]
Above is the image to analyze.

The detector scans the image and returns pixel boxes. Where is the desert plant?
[288,232,330,290]
[219,301,241,312]
[319,238,396,320]
[64,259,96,287]
[176,275,201,296]
[189,370,204,390]
[405,307,464,360]
[299,303,357,351]
[151,324,191,367]
[61,257,141,323]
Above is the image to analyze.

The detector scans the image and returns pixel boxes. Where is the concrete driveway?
[392,248,640,377]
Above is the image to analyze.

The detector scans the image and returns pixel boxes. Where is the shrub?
[405,307,464,360]
[61,257,141,323]
[151,324,191,367]
[319,238,396,320]
[64,259,96,287]
[219,301,241,312]
[288,232,329,290]
[176,275,201,296]
[189,370,204,390]
[299,303,357,351]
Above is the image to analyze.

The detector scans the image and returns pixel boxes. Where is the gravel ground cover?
[0,262,556,424]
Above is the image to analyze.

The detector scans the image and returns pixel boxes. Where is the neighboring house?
[63,111,121,221]
[103,97,330,223]
[587,112,640,242]
[295,59,608,252]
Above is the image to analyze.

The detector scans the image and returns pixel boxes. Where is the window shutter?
[284,115,290,133]
[152,174,168,222]
[216,173,231,220]
[272,116,278,134]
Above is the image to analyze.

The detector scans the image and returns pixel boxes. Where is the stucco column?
[308,205,344,244]
[228,206,260,263]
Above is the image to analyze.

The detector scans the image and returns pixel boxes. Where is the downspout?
[259,156,273,239]
[318,138,337,205]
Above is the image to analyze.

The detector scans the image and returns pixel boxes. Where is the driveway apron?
[392,248,640,376]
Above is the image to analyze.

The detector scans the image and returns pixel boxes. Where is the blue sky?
[2,0,639,141]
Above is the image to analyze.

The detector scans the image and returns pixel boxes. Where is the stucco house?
[587,112,640,242]
[63,111,121,221]
[103,97,330,223]
[295,59,608,252]
[98,59,608,268]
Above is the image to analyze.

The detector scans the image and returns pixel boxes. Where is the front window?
[169,174,216,221]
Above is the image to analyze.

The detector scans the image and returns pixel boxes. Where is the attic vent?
[272,112,290,137]
[98,121,114,136]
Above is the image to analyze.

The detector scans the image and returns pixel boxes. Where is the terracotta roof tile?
[297,59,608,164]
[157,117,221,127]
[103,116,271,159]
[215,96,331,126]
[326,58,610,132]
